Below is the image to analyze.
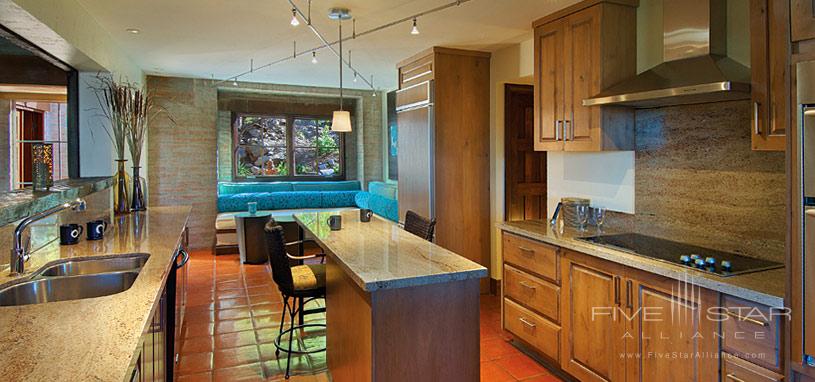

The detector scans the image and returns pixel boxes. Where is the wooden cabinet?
[560,252,626,382]
[532,0,636,152]
[792,0,815,42]
[750,0,789,151]
[626,271,719,382]
[396,47,491,292]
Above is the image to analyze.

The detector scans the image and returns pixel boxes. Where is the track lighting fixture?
[311,51,318,64]
[290,9,300,26]
[232,79,238,86]
[411,18,419,35]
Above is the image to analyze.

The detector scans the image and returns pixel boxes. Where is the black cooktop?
[577,233,783,277]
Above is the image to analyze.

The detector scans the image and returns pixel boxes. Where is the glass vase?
[114,159,130,215]
[131,166,147,212]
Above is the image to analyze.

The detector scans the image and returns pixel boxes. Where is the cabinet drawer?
[504,298,560,362]
[504,264,559,322]
[723,353,784,382]
[400,57,433,88]
[502,232,559,282]
[395,81,431,110]
[722,295,782,371]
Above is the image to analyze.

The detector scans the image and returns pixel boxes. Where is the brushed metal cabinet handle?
[517,246,535,255]
[753,101,761,135]
[725,373,747,382]
[613,276,620,306]
[625,280,633,310]
[519,281,537,292]
[726,310,769,327]
[554,120,562,141]
[519,317,537,328]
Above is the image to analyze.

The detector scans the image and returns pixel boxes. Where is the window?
[233,113,344,180]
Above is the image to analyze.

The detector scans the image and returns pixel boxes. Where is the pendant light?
[330,9,352,132]
[411,17,419,35]
[290,9,300,26]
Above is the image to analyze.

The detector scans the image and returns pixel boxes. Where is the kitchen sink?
[38,254,149,277]
[0,271,139,306]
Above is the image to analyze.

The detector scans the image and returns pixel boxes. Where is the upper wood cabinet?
[532,0,636,152]
[750,0,789,151]
[792,0,815,42]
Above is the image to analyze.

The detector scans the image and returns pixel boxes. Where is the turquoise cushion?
[217,192,278,212]
[291,181,361,191]
[270,191,322,209]
[354,192,371,209]
[368,193,399,222]
[218,182,293,195]
[320,191,359,208]
[368,181,397,200]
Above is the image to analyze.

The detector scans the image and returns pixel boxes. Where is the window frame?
[231,112,346,181]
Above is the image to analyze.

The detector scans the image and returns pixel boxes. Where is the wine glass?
[575,205,590,231]
[592,206,607,231]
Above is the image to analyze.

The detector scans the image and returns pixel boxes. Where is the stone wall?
[147,76,385,249]
[614,100,787,262]
[147,76,218,250]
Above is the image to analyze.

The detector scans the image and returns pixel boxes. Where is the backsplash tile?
[630,100,786,262]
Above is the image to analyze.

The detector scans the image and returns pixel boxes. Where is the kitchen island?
[0,206,190,381]
[294,210,487,382]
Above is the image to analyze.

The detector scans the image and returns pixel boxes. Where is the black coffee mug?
[360,209,373,222]
[59,224,84,245]
[327,215,342,231]
[86,220,108,241]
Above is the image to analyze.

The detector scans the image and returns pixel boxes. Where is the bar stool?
[264,220,327,379]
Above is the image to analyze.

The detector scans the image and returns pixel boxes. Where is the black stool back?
[404,210,436,242]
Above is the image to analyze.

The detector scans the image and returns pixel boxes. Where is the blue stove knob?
[690,254,700,261]
[721,260,732,271]
[705,257,716,265]
[679,255,690,264]
[694,259,706,268]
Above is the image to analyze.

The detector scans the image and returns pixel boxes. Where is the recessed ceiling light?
[126,28,140,34]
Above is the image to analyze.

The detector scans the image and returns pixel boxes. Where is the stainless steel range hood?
[583,0,750,108]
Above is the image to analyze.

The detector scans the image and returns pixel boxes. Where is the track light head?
[232,79,238,86]
[290,9,300,26]
[311,51,318,64]
[411,18,419,35]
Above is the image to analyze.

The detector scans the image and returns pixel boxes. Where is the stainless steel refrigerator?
[797,60,815,368]
[395,80,435,223]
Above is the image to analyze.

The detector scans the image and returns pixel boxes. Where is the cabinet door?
[751,0,788,151]
[560,254,626,382]
[534,19,565,151]
[792,0,815,42]
[563,6,600,151]
[626,275,719,382]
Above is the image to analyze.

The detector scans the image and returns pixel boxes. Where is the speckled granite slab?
[0,177,113,227]
[0,206,190,382]
[294,210,487,292]
[498,220,784,308]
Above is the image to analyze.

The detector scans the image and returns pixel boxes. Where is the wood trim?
[396,46,490,68]
[0,92,67,102]
[531,0,638,28]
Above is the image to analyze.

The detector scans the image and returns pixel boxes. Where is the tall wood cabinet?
[395,47,491,292]
[750,0,790,151]
[532,0,637,152]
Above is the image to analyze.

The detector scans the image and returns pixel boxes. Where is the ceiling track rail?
[212,0,473,89]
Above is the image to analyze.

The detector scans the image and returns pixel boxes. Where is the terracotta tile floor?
[178,250,563,382]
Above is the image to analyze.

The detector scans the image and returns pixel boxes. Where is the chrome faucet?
[10,198,86,275]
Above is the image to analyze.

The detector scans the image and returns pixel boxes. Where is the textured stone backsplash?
[609,100,786,262]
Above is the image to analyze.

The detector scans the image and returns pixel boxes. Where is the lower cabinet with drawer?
[500,229,783,382]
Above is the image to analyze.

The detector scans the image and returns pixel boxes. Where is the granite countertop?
[0,177,113,227]
[498,220,785,307]
[0,206,191,382]
[294,210,487,291]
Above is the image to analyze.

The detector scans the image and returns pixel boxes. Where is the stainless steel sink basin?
[0,271,139,306]
[38,254,149,277]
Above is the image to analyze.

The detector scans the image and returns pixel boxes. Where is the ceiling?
[76,0,578,90]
